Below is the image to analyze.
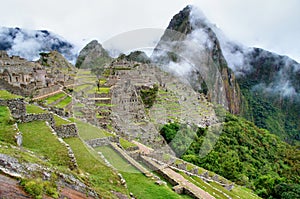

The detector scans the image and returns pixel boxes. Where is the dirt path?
[0,173,31,198]
[32,89,63,101]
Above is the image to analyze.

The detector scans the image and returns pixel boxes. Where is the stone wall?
[0,79,31,97]
[53,123,78,138]
[36,85,61,98]
[20,113,55,126]
[0,98,78,139]
[139,155,178,186]
[85,136,119,148]
[0,98,26,119]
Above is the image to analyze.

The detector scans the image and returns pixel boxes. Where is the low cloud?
[0,27,77,63]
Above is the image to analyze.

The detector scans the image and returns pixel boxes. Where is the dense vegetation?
[160,114,300,198]
[237,48,300,146]
[139,84,159,108]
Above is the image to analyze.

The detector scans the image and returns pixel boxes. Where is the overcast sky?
[1,0,300,62]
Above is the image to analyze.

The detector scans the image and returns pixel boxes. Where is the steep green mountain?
[153,5,242,115]
[160,114,300,198]
[237,48,300,145]
[153,5,300,145]
[75,40,112,69]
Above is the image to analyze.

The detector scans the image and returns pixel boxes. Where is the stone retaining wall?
[0,98,78,139]
[54,123,78,138]
[20,113,55,126]
[0,79,31,97]
[0,98,26,119]
[35,85,61,98]
[85,136,119,148]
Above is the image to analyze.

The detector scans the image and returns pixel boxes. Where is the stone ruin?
[0,50,75,98]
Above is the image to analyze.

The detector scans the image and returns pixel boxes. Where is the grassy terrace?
[0,106,17,144]
[64,137,127,198]
[0,90,22,99]
[95,103,114,107]
[96,146,191,199]
[179,172,261,199]
[119,138,137,150]
[18,121,71,167]
[55,96,72,109]
[43,92,66,105]
[74,84,92,92]
[87,86,111,94]
[53,115,71,126]
[74,119,113,140]
[26,104,46,114]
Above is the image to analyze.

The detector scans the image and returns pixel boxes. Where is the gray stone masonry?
[53,124,78,138]
[85,136,119,148]
[0,98,26,119]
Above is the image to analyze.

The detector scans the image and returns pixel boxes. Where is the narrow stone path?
[142,156,215,199]
[32,89,62,101]
[110,143,153,177]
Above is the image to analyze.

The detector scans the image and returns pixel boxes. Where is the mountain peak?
[75,40,111,69]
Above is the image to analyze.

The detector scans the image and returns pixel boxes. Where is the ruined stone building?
[0,50,74,97]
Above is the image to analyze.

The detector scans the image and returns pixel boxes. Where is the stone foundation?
[53,124,78,138]
[85,136,119,148]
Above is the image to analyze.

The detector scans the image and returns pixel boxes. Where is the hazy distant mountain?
[0,27,77,62]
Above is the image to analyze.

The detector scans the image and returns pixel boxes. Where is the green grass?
[180,172,261,199]
[119,138,137,150]
[0,141,50,166]
[55,96,72,109]
[53,115,71,126]
[74,84,92,92]
[64,137,127,198]
[95,103,115,107]
[210,182,261,199]
[76,69,92,76]
[86,86,110,94]
[44,92,66,105]
[0,90,22,99]
[96,146,191,199]
[0,106,17,144]
[26,104,46,114]
[75,119,112,140]
[18,121,71,167]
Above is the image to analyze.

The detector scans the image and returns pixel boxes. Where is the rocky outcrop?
[75,40,112,69]
[38,50,75,70]
[153,5,242,114]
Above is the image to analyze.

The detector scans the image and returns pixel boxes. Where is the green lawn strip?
[18,121,71,167]
[179,172,228,199]
[26,104,46,114]
[209,181,261,199]
[64,137,127,198]
[95,103,114,107]
[0,106,17,144]
[74,84,92,92]
[76,69,92,76]
[44,92,66,105]
[86,86,110,95]
[55,96,72,109]
[0,90,22,99]
[53,115,71,126]
[0,141,51,167]
[75,119,113,140]
[119,138,137,150]
[96,146,191,199]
